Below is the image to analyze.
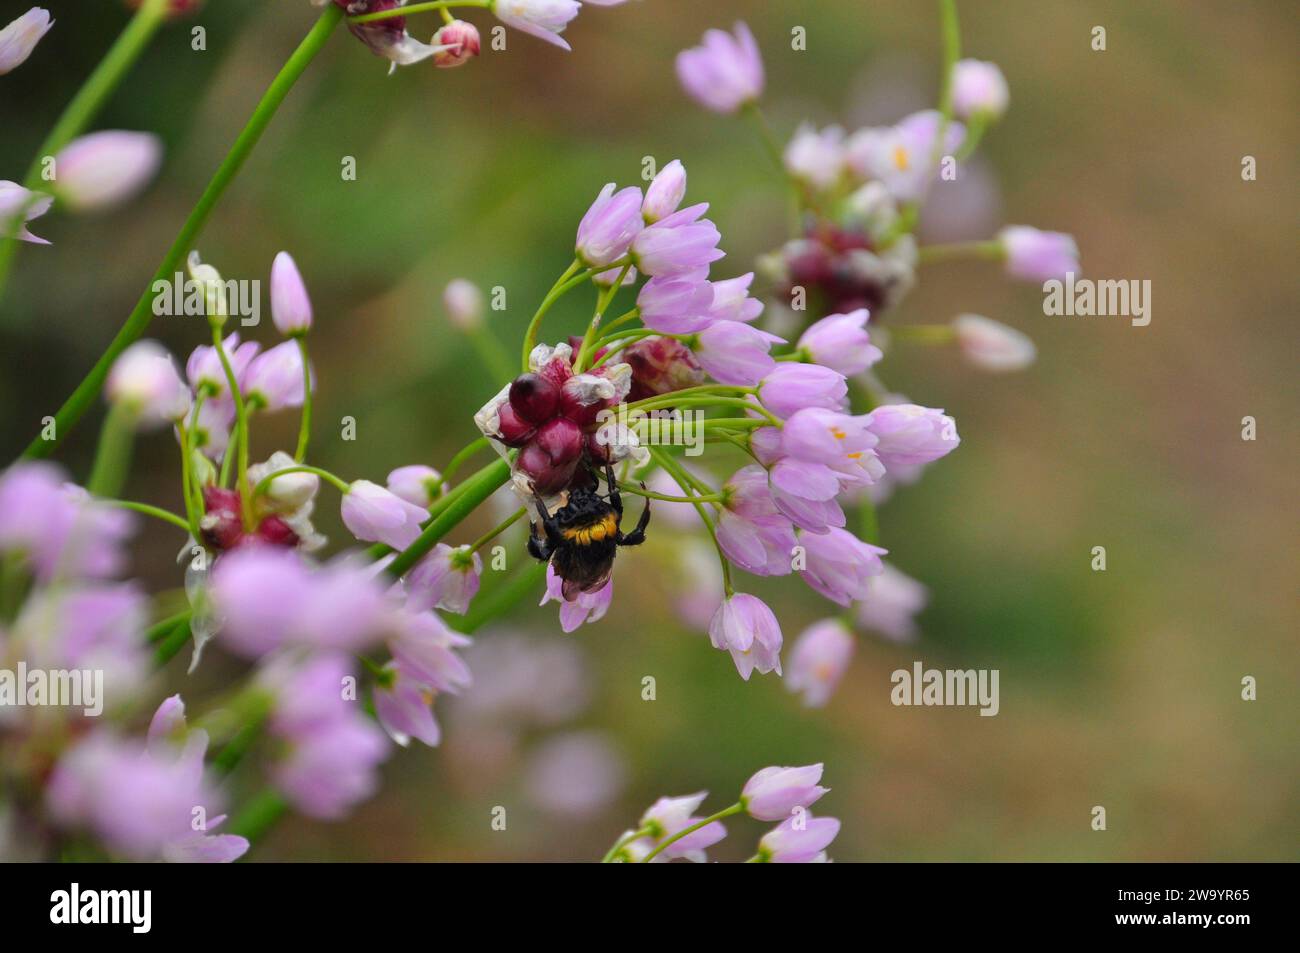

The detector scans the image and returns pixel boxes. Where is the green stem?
[466,325,515,383]
[145,610,192,644]
[469,507,526,553]
[226,788,288,846]
[888,323,958,344]
[521,259,583,371]
[601,825,655,863]
[617,482,725,505]
[625,384,753,412]
[86,402,136,498]
[917,239,1003,265]
[212,324,255,527]
[575,263,632,372]
[350,0,491,24]
[455,560,547,634]
[0,0,170,305]
[153,616,193,667]
[437,436,490,489]
[19,4,345,462]
[859,497,880,546]
[293,336,313,461]
[385,458,511,578]
[100,499,192,533]
[650,449,733,595]
[641,802,744,862]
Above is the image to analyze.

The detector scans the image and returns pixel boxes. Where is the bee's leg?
[534,497,564,546]
[617,486,651,546]
[527,521,553,561]
[602,460,623,519]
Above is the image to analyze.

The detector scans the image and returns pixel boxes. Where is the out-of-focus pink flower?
[493,0,582,51]
[672,540,723,628]
[952,59,1009,121]
[784,124,846,190]
[51,131,162,213]
[576,183,644,267]
[0,7,53,74]
[524,731,627,818]
[106,340,192,426]
[797,309,881,376]
[865,403,960,469]
[386,464,444,508]
[642,159,687,223]
[270,251,312,336]
[952,313,1035,372]
[998,225,1079,282]
[632,203,724,277]
[243,340,311,411]
[46,696,246,862]
[0,180,52,244]
[846,110,965,203]
[341,480,428,549]
[694,320,781,386]
[186,333,259,399]
[676,21,764,114]
[799,527,886,606]
[715,465,796,577]
[757,812,841,862]
[386,608,472,696]
[708,592,783,680]
[757,362,848,418]
[432,18,480,68]
[373,665,442,747]
[786,619,854,707]
[541,562,612,632]
[442,278,484,331]
[856,562,927,642]
[403,543,481,614]
[622,335,706,401]
[742,763,829,820]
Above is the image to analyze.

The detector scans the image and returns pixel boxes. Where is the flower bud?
[952,59,1009,121]
[432,19,480,68]
[509,372,561,424]
[998,225,1079,282]
[623,336,706,402]
[386,465,444,508]
[0,7,54,75]
[442,278,484,330]
[642,159,687,223]
[270,251,313,336]
[952,313,1035,372]
[106,340,192,426]
[742,763,830,820]
[51,131,162,213]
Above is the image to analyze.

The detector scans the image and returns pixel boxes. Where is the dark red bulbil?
[200,486,300,552]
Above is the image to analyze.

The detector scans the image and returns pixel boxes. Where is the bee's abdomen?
[560,511,618,545]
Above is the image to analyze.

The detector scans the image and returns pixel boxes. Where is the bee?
[527,462,651,600]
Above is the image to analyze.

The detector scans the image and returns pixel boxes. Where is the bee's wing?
[562,565,612,601]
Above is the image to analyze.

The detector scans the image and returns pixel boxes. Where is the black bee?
[527,461,651,600]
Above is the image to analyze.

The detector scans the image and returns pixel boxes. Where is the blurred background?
[0,0,1295,861]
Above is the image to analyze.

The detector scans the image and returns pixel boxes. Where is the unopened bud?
[432,20,480,68]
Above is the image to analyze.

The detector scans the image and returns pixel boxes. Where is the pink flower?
[784,124,846,190]
[342,479,429,549]
[856,562,928,643]
[386,609,472,696]
[187,332,259,399]
[636,274,714,334]
[386,464,444,507]
[865,403,960,468]
[708,593,783,680]
[998,225,1080,282]
[51,131,162,212]
[952,59,1009,121]
[694,320,781,386]
[639,791,728,862]
[270,251,313,336]
[575,182,644,267]
[952,313,1035,372]
[799,527,886,606]
[493,0,582,51]
[403,543,482,614]
[707,272,764,324]
[0,180,52,244]
[786,620,855,707]
[106,340,192,426]
[442,278,484,330]
[676,22,764,114]
[0,7,54,74]
[242,340,311,411]
[757,363,848,418]
[846,110,965,202]
[642,159,687,223]
[797,309,881,376]
[758,812,841,862]
[632,202,724,277]
[373,666,442,747]
[742,763,829,820]
[715,465,796,577]
[541,563,612,632]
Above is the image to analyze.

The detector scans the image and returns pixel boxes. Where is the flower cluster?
[604,763,839,863]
